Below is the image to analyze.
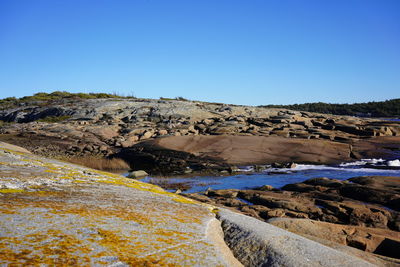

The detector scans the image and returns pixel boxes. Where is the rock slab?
[0,143,237,266]
[217,209,375,267]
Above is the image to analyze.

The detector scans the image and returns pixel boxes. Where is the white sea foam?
[238,166,254,172]
[339,161,366,167]
[388,159,400,167]
[339,158,385,167]
[264,162,400,173]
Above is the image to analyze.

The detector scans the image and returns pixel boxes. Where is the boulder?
[140,130,154,140]
[127,170,149,178]
[209,126,238,135]
[257,185,274,191]
[202,118,214,125]
[157,129,168,136]
[206,189,239,198]
[120,135,139,148]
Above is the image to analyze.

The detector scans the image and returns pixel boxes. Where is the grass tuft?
[64,156,130,171]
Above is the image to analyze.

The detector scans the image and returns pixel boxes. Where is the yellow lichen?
[0,189,25,194]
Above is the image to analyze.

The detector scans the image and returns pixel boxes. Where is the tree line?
[261,98,400,117]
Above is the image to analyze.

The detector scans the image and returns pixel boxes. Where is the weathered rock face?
[127,135,353,169]
[217,209,376,267]
[186,176,400,263]
[0,106,74,123]
[268,218,400,261]
[0,143,240,266]
[1,98,399,173]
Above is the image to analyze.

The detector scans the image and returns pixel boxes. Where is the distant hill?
[0,91,192,110]
[261,99,400,117]
[0,91,134,109]
[1,92,399,118]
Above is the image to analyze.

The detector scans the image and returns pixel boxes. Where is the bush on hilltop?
[0,91,134,109]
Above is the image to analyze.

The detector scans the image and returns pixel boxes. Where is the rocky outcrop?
[283,176,400,213]
[1,142,385,266]
[268,218,400,261]
[186,176,400,262]
[189,176,400,229]
[1,97,399,173]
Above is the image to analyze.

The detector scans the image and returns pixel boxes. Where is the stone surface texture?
[0,143,239,266]
[268,218,400,264]
[217,209,375,267]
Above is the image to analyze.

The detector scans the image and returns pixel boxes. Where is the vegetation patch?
[262,98,400,117]
[0,91,136,109]
[159,96,189,101]
[63,156,130,171]
[0,120,14,127]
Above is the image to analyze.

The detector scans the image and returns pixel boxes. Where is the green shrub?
[159,97,175,101]
[175,96,189,101]
[0,97,18,108]
[0,120,13,127]
[0,91,136,109]
[159,96,190,101]
[261,99,400,117]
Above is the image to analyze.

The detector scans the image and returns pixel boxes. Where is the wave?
[339,158,385,167]
[339,158,400,168]
[277,165,399,173]
[259,159,400,174]
[236,158,400,174]
[388,159,400,167]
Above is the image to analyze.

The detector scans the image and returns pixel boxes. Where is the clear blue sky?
[0,0,399,105]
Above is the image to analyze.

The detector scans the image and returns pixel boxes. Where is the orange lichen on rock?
[0,145,228,266]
